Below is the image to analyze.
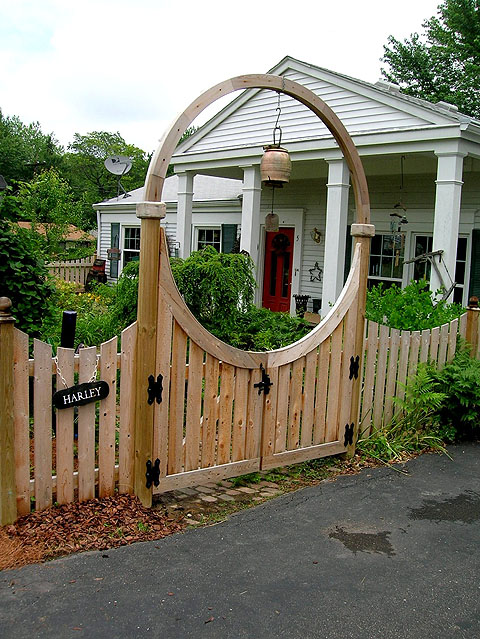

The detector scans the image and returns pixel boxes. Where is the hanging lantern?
[260,91,291,188]
[260,145,292,187]
[265,212,279,233]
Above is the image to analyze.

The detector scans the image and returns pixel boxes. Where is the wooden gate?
[133,74,373,506]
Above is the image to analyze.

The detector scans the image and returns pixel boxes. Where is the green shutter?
[110,223,120,278]
[221,224,237,254]
[468,230,480,300]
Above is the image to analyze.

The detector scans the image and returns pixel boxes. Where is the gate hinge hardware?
[344,423,355,447]
[254,364,273,395]
[147,374,163,405]
[146,459,161,489]
[349,356,360,380]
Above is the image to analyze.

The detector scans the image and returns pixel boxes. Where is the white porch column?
[431,152,465,298]
[240,165,262,265]
[176,171,194,258]
[321,159,350,318]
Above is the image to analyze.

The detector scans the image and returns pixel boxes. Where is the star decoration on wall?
[309,262,323,282]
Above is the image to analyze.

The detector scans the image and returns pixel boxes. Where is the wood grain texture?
[99,336,117,497]
[184,341,204,471]
[13,329,30,517]
[78,346,97,502]
[55,347,75,505]
[118,322,137,494]
[33,339,53,511]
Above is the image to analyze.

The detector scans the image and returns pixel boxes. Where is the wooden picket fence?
[2,305,479,523]
[10,324,137,518]
[359,312,480,435]
[46,257,95,286]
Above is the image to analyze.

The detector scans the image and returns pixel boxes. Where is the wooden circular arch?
[144,74,370,224]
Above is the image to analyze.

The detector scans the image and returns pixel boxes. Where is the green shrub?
[429,347,480,440]
[0,223,56,336]
[170,247,256,334]
[358,365,449,462]
[209,304,311,351]
[366,280,464,331]
[110,260,139,328]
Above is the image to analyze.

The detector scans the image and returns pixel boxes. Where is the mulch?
[0,494,185,572]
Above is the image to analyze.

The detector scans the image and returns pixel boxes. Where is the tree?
[0,169,91,257]
[63,131,150,207]
[0,110,63,184]
[381,0,480,117]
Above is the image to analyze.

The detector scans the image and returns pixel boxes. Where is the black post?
[60,311,77,349]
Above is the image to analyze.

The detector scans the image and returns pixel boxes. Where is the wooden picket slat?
[184,341,204,471]
[33,339,53,511]
[447,317,458,362]
[313,338,330,444]
[56,347,75,505]
[154,291,173,477]
[118,323,136,494]
[288,358,304,450]
[98,336,117,497]
[430,326,440,364]
[337,304,357,439]
[78,346,97,502]
[383,328,400,426]
[274,364,291,453]
[202,354,219,468]
[372,324,389,429]
[407,331,421,381]
[419,329,430,363]
[217,362,235,465]
[13,329,30,516]
[325,321,343,442]
[360,321,378,432]
[261,366,279,460]
[300,349,317,447]
[245,366,264,459]
[437,323,449,369]
[232,368,249,461]
[168,322,187,475]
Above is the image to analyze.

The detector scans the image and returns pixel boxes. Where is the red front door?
[262,228,294,312]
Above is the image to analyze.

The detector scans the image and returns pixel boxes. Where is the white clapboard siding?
[187,68,432,154]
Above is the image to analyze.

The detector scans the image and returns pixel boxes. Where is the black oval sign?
[53,381,110,410]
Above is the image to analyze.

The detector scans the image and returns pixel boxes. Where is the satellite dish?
[104,156,132,198]
[104,155,132,176]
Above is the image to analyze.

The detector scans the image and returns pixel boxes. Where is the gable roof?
[174,56,476,158]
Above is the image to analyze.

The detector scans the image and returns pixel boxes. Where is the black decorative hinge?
[349,355,360,380]
[254,364,273,396]
[146,458,161,489]
[344,423,355,447]
[147,374,163,405]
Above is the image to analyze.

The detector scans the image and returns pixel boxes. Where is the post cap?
[0,297,15,323]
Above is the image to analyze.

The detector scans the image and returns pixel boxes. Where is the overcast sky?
[1,0,441,154]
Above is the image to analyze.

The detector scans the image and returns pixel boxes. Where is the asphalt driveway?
[1,444,480,639]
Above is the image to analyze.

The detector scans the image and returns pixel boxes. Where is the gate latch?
[349,356,360,380]
[254,364,273,395]
[147,374,163,405]
[146,459,161,489]
[344,423,355,447]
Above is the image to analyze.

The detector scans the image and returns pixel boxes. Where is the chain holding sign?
[53,353,110,409]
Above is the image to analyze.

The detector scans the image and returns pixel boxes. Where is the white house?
[96,56,480,315]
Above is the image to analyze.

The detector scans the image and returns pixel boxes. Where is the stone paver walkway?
[153,472,285,524]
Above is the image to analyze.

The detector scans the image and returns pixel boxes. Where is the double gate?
[147,229,365,496]
[132,74,373,505]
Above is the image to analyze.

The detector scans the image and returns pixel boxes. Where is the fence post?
[347,224,375,457]
[0,298,17,525]
[466,296,480,358]
[133,202,166,507]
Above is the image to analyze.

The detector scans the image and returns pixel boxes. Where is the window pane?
[381,257,393,278]
[455,260,465,284]
[457,237,467,261]
[371,235,382,255]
